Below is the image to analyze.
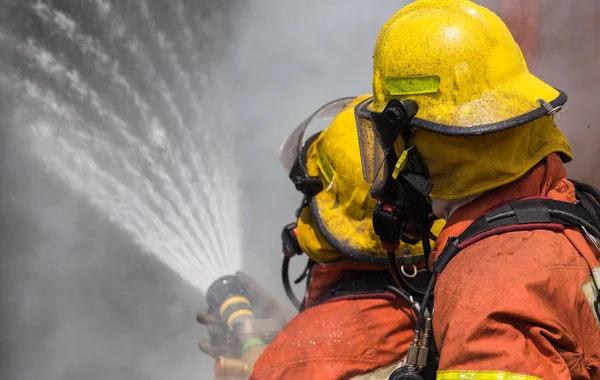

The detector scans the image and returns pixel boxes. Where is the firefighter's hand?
[235,271,296,320]
[196,309,239,359]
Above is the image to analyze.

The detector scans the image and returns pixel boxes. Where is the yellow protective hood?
[412,117,572,199]
[296,95,446,263]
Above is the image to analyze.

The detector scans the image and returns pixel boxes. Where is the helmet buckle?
[538,99,562,116]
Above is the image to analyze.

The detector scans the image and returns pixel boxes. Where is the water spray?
[1,1,243,293]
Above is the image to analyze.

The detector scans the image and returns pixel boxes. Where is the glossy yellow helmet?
[279,95,445,264]
[355,0,572,200]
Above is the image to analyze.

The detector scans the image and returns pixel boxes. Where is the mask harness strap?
[281,133,324,311]
[366,100,439,379]
[372,107,434,303]
[281,215,316,311]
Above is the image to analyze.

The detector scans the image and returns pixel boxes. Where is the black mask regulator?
[366,99,434,252]
[366,100,436,293]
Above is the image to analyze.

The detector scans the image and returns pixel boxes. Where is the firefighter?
[199,95,445,379]
[252,95,444,379]
[354,1,600,379]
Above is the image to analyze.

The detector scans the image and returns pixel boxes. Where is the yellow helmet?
[356,0,572,200]
[279,95,445,264]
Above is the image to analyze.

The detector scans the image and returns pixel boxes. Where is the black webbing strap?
[312,271,398,307]
[577,190,600,230]
[571,180,600,231]
[572,180,600,203]
[433,197,600,274]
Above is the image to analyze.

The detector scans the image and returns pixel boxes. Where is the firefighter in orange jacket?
[246,96,445,379]
[354,1,600,379]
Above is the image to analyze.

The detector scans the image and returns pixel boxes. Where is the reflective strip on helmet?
[316,139,335,185]
[382,76,440,96]
[437,370,542,380]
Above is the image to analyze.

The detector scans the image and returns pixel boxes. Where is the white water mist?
[1,0,241,292]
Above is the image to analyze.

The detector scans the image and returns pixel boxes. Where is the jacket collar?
[429,153,576,269]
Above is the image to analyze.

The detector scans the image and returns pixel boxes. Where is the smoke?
[485,0,600,185]
[229,0,407,306]
[0,0,242,379]
[533,1,600,185]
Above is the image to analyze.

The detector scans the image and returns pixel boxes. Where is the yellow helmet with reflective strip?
[358,0,572,200]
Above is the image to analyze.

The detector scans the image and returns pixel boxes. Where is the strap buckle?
[538,98,562,116]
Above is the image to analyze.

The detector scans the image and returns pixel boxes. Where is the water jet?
[1,0,242,293]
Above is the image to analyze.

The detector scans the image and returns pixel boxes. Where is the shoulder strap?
[433,195,600,274]
[572,179,600,231]
[312,271,399,307]
[571,179,600,202]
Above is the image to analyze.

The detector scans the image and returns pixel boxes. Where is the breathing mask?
[355,97,437,257]
[278,97,356,309]
[279,97,355,210]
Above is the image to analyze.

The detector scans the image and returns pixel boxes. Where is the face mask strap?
[289,133,324,208]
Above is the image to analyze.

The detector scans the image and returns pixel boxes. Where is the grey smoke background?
[231,0,408,307]
[534,1,600,183]
[0,1,598,380]
[484,0,600,184]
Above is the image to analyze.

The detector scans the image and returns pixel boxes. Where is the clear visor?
[278,97,356,174]
[354,97,389,189]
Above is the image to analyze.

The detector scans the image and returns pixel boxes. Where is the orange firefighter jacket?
[249,262,416,380]
[431,153,600,379]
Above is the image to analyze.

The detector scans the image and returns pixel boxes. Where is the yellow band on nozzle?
[226,309,254,327]
[219,296,251,318]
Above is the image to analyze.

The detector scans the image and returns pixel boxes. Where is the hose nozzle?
[206,274,268,375]
[207,275,255,329]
